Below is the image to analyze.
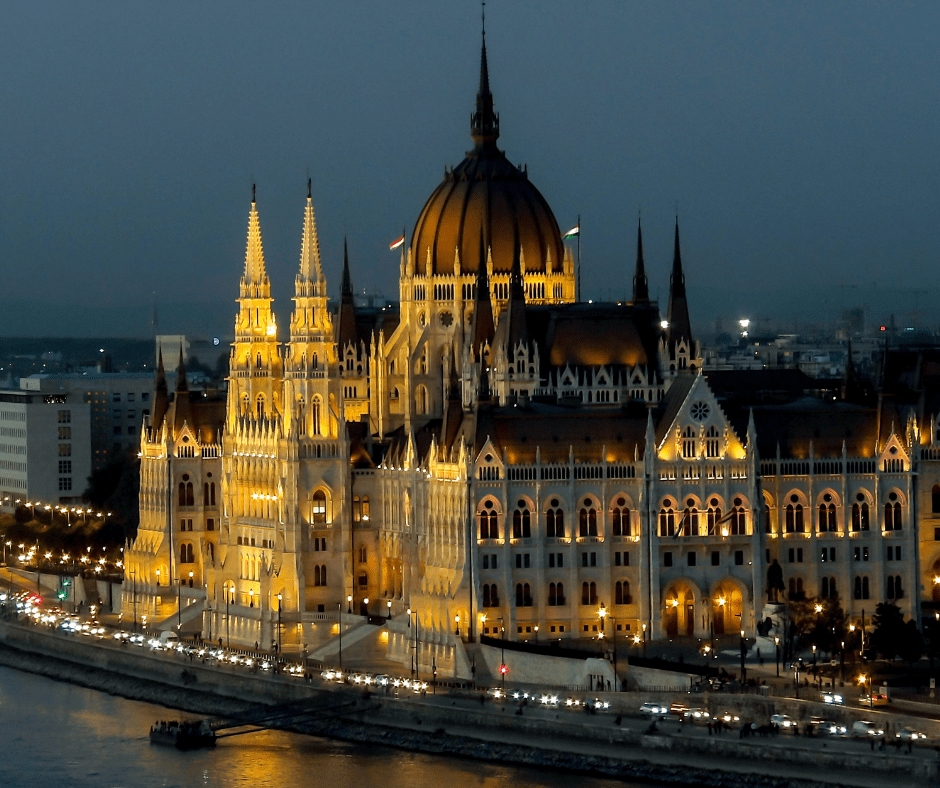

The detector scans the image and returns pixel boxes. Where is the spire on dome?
[666,217,693,346]
[243,185,268,286]
[470,9,499,147]
[504,230,529,352]
[471,228,495,353]
[632,215,649,305]
[151,349,170,432]
[298,178,323,285]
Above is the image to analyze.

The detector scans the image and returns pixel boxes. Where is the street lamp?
[642,622,647,659]
[177,576,182,630]
[455,614,460,637]
[497,616,506,689]
[859,674,872,708]
[775,636,780,678]
[156,569,161,587]
[598,602,618,691]
[407,607,420,681]
[347,594,352,614]
[387,600,392,621]
[740,629,746,680]
[338,601,344,672]
[277,593,282,655]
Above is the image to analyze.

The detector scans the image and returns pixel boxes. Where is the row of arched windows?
[659,497,748,537]
[481,581,632,608]
[681,425,721,459]
[772,490,905,534]
[479,497,635,540]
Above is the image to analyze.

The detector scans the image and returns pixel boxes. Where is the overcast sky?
[1,2,938,338]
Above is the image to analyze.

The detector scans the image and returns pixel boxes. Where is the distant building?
[21,372,153,470]
[0,388,91,507]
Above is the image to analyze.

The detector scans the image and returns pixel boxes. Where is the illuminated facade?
[125,33,938,678]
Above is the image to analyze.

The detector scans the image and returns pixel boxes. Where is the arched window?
[515,583,532,607]
[659,500,676,537]
[615,580,631,605]
[180,543,194,563]
[731,497,747,535]
[707,498,723,535]
[415,385,427,415]
[851,493,871,531]
[787,577,805,601]
[312,490,328,524]
[580,581,598,606]
[705,426,720,458]
[203,481,216,507]
[548,582,565,606]
[887,575,903,599]
[818,500,837,533]
[512,502,531,538]
[933,485,940,514]
[256,394,265,419]
[241,392,249,414]
[785,498,804,533]
[680,500,698,536]
[820,576,836,599]
[884,492,902,530]
[681,426,697,459]
[311,397,322,436]
[314,565,327,586]
[482,583,499,607]
[546,499,565,538]
[479,500,498,539]
[611,497,631,536]
[763,503,772,534]
[854,576,870,600]
[578,499,597,537]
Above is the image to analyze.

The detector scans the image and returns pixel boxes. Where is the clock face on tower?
[690,401,710,421]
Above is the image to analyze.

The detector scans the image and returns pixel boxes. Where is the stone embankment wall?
[0,620,935,788]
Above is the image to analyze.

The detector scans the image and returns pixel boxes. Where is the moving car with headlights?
[852,720,885,738]
[770,713,797,732]
[639,702,668,716]
[896,728,927,742]
[809,717,847,736]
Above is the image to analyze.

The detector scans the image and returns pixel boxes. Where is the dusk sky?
[2,2,938,338]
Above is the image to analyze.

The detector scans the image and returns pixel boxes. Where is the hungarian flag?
[564,225,579,238]
[389,235,405,250]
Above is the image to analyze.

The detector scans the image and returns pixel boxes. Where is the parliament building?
[124,33,940,679]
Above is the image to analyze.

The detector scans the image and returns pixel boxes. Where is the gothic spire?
[504,228,529,352]
[298,178,323,287]
[337,235,358,351]
[151,349,169,432]
[666,217,693,346]
[471,228,495,353]
[470,14,499,147]
[341,236,353,299]
[242,184,268,286]
[632,215,649,304]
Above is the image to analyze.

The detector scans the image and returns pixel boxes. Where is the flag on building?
[389,235,405,250]
[563,225,580,238]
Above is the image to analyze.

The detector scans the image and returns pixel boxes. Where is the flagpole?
[576,214,581,303]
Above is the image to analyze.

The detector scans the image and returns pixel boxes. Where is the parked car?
[639,702,668,716]
[852,720,885,738]
[859,693,889,707]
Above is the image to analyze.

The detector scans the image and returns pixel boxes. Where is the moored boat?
[149,719,216,749]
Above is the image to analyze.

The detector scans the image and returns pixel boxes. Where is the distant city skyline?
[1,2,938,337]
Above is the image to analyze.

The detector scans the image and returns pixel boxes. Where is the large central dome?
[410,35,565,278]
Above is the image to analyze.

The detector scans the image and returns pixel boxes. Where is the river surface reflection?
[0,666,636,788]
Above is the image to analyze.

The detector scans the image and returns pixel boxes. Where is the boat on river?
[149,719,216,750]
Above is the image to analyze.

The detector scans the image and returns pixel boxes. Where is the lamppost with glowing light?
[775,635,780,677]
[740,629,746,680]
[598,602,619,690]
[387,600,392,621]
[407,607,420,681]
[859,674,872,708]
[338,601,344,673]
[277,593,282,655]
[455,614,460,637]
[497,616,506,688]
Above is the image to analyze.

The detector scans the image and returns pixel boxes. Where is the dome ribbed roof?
[410,34,564,278]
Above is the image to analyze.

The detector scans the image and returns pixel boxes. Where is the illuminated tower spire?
[470,10,499,147]
[632,215,649,305]
[666,217,692,346]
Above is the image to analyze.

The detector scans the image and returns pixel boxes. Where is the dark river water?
[0,665,636,788]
